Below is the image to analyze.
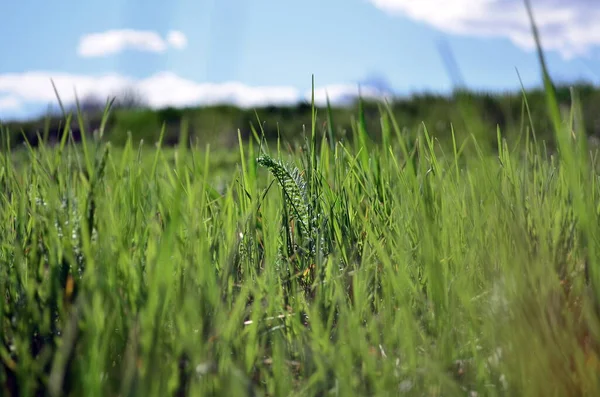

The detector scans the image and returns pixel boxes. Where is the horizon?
[1,0,600,122]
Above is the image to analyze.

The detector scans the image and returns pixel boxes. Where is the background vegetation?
[3,81,600,153]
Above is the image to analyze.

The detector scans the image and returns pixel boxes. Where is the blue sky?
[1,0,599,120]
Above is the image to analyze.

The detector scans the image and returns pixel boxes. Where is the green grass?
[2,4,600,396]
[1,87,599,397]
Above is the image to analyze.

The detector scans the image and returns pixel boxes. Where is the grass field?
[3,5,600,397]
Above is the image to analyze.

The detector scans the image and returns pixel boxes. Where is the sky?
[1,0,600,121]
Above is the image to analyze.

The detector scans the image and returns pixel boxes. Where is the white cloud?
[0,96,21,111]
[0,71,301,112]
[307,83,393,106]
[166,30,187,49]
[0,72,130,104]
[136,72,300,108]
[77,29,188,58]
[0,71,394,120]
[368,0,600,59]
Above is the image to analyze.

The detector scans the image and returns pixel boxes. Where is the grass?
[3,3,600,396]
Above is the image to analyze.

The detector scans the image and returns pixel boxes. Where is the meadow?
[3,6,600,397]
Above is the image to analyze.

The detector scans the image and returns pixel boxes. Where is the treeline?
[2,82,600,150]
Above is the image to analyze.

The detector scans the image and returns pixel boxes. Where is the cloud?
[166,31,187,49]
[136,72,300,108]
[0,71,392,114]
[368,0,600,59]
[0,96,21,111]
[0,72,130,104]
[77,29,188,58]
[0,71,396,121]
[307,83,393,106]
[0,71,302,113]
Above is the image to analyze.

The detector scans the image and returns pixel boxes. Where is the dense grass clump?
[2,80,600,396]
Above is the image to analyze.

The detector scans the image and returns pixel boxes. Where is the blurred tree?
[112,86,147,110]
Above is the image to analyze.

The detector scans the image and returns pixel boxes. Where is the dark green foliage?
[3,82,600,152]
